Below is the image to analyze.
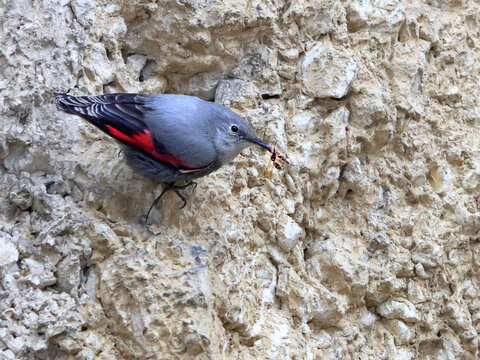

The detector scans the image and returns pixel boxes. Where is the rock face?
[1,0,480,359]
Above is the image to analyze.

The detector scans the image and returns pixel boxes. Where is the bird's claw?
[145,181,196,223]
[178,181,197,190]
[175,190,187,209]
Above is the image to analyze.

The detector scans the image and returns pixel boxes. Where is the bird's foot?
[174,190,187,209]
[145,181,198,223]
[172,181,197,191]
[171,181,197,209]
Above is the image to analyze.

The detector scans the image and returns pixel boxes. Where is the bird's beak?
[247,137,271,151]
[247,136,291,164]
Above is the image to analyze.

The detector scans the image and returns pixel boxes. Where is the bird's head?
[212,109,271,164]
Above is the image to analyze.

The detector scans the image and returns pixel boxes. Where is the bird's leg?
[171,181,197,209]
[175,181,197,191]
[145,181,198,222]
[146,185,171,223]
[174,190,187,209]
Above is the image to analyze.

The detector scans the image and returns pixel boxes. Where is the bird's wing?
[145,94,219,170]
[55,93,210,171]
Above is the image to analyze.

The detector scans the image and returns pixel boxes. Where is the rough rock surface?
[1,0,480,359]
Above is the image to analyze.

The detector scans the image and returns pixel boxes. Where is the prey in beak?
[248,137,290,164]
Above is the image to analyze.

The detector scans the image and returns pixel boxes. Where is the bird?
[54,92,285,222]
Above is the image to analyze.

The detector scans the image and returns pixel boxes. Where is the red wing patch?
[107,125,155,153]
[106,125,190,168]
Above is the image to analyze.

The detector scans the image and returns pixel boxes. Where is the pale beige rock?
[23,258,57,289]
[378,299,420,323]
[370,231,391,249]
[2,0,480,358]
[414,263,430,279]
[282,0,342,37]
[346,0,405,31]
[385,319,412,345]
[215,79,259,109]
[301,42,358,99]
[411,240,444,268]
[393,348,415,360]
[0,240,19,267]
[275,214,304,252]
[407,281,427,304]
[276,266,344,327]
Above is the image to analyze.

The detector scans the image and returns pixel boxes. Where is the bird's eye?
[231,124,239,133]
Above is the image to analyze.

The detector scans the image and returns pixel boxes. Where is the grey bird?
[54,93,287,221]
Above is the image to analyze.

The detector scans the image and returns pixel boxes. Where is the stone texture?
[275,214,304,252]
[1,0,480,359]
[0,239,19,267]
[302,42,358,99]
[378,299,420,323]
[385,319,412,345]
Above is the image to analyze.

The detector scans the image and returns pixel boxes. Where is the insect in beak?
[264,145,289,178]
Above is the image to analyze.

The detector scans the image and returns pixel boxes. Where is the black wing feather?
[54,93,151,137]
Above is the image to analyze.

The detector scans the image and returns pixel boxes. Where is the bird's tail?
[54,92,101,117]
[53,92,163,161]
[54,93,74,113]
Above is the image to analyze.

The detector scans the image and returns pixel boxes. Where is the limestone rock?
[275,214,304,252]
[282,0,342,37]
[276,266,344,327]
[378,299,420,323]
[301,42,358,99]
[23,258,57,289]
[385,319,412,345]
[346,0,405,31]
[0,239,19,267]
[215,79,259,109]
[407,281,427,304]
[71,0,96,28]
[411,240,444,268]
[2,0,480,358]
